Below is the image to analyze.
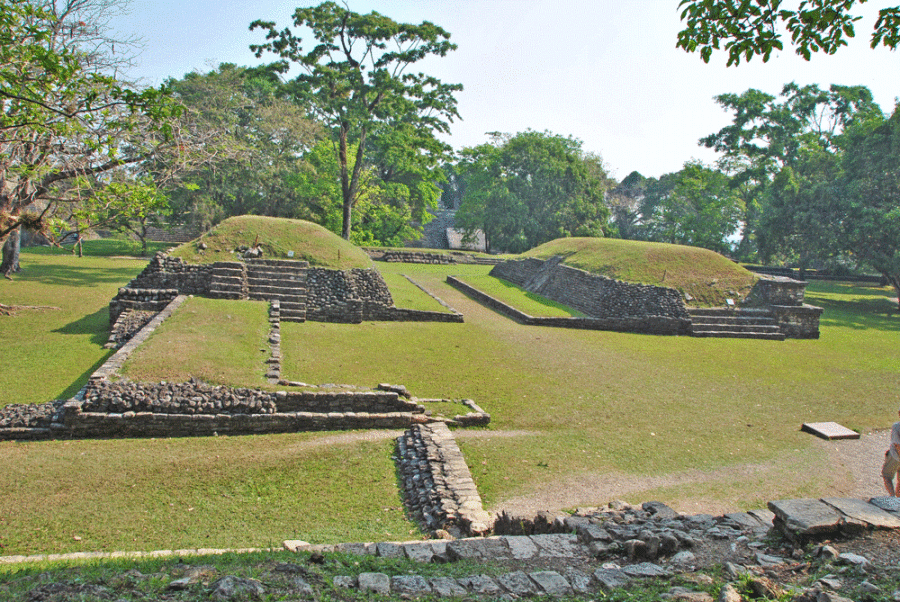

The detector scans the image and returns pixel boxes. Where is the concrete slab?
[801,422,860,440]
[768,499,844,538]
[821,497,900,529]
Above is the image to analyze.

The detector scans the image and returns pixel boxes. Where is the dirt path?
[462,429,892,517]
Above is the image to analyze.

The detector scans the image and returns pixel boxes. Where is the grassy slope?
[524,237,758,306]
[168,215,371,269]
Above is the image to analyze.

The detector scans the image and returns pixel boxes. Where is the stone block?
[391,575,431,595]
[358,572,390,595]
[458,574,503,596]
[530,571,573,596]
[820,498,900,529]
[429,577,468,597]
[496,571,536,596]
[768,499,845,539]
[529,533,582,558]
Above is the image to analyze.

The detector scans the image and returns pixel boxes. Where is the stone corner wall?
[489,257,689,326]
[743,276,807,307]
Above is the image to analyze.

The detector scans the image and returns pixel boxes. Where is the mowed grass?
[3,248,899,555]
[0,248,149,405]
[0,433,416,555]
[119,296,271,386]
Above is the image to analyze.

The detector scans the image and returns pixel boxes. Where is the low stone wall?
[490,257,689,322]
[447,277,688,335]
[770,304,824,339]
[105,310,155,348]
[744,277,807,307]
[396,422,491,538]
[109,288,179,324]
[126,253,214,295]
[380,251,456,264]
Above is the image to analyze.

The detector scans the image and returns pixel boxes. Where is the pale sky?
[111,0,898,179]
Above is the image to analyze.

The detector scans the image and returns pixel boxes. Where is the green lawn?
[2,248,899,556]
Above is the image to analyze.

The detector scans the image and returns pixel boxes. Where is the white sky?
[111,0,898,179]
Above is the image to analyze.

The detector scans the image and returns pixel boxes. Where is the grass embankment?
[524,237,757,306]
[169,216,371,269]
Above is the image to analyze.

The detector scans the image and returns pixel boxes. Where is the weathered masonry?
[109,253,462,325]
[488,256,822,339]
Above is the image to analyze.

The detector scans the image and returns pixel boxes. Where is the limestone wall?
[489,257,689,328]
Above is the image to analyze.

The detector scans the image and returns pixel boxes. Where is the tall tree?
[250,2,461,240]
[701,83,882,265]
[677,0,900,65]
[455,131,612,253]
[0,0,184,275]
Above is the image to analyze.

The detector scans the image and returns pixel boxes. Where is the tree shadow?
[806,285,899,332]
[53,354,112,401]
[52,307,111,346]
[15,262,141,287]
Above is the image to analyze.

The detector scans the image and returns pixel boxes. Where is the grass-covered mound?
[169,216,371,269]
[522,237,758,306]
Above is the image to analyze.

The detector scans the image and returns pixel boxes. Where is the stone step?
[691,330,785,341]
[248,284,305,297]
[208,290,246,300]
[211,275,245,285]
[248,259,310,268]
[688,308,773,318]
[690,316,776,326]
[691,322,781,334]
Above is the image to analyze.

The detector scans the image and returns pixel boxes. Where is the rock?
[817,577,842,590]
[670,550,696,565]
[816,544,839,559]
[718,583,742,602]
[816,592,855,602]
[209,576,265,601]
[429,577,468,597]
[643,501,679,520]
[837,552,870,570]
[289,576,314,597]
[391,575,431,595]
[593,568,630,590]
[458,574,503,596]
[621,562,671,578]
[755,552,785,566]
[563,567,592,594]
[747,576,782,600]
[529,571,573,596]
[723,561,745,580]
[496,571,536,596]
[332,576,355,589]
[859,581,880,594]
[670,589,714,602]
[358,572,391,595]
[375,542,403,558]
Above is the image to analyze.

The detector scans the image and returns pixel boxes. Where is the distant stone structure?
[108,252,462,325]
[488,255,822,339]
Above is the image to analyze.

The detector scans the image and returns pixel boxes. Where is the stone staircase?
[208,262,248,299]
[246,259,309,323]
[688,308,785,341]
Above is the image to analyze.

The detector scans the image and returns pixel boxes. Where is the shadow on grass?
[807,288,899,332]
[53,307,110,346]
[53,352,112,400]
[15,262,142,287]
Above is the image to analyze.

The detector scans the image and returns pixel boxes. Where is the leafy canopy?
[250,2,461,241]
[677,0,900,65]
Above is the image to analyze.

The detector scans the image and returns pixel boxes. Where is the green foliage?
[641,162,743,254]
[455,131,613,253]
[0,0,187,274]
[162,63,322,232]
[250,2,461,240]
[677,0,900,65]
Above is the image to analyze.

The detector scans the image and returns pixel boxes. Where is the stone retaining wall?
[447,277,688,335]
[396,422,491,538]
[108,288,179,324]
[491,257,689,322]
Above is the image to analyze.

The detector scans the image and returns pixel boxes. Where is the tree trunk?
[1,228,22,278]
[885,272,900,312]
